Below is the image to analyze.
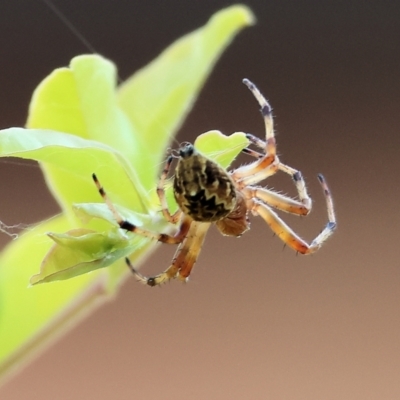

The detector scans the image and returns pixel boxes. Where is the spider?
[92,79,336,286]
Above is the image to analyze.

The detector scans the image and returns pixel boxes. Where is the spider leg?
[92,173,189,244]
[241,147,263,159]
[242,79,274,145]
[126,222,211,286]
[233,143,277,185]
[251,174,336,254]
[157,155,182,224]
[241,142,312,212]
[277,163,312,211]
[231,79,278,184]
[243,186,310,216]
[237,144,278,185]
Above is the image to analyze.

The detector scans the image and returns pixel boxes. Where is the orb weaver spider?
[92,79,336,286]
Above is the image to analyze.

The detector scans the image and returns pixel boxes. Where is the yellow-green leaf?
[194,130,249,168]
[0,127,149,215]
[0,4,255,384]
[30,229,145,284]
[0,216,106,378]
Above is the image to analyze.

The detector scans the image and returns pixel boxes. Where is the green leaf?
[0,4,255,384]
[0,216,106,378]
[194,130,249,169]
[30,202,176,284]
[26,55,149,216]
[0,127,149,215]
[30,229,147,284]
[0,215,157,380]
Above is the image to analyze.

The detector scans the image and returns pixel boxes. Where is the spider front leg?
[92,173,189,244]
[251,174,336,254]
[126,221,211,286]
[232,79,279,184]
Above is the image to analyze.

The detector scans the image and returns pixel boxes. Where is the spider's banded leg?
[317,174,336,225]
[278,163,312,211]
[233,132,277,182]
[243,187,310,216]
[241,147,263,159]
[241,146,312,212]
[233,80,280,185]
[245,132,267,151]
[126,257,179,286]
[242,79,275,149]
[157,155,182,224]
[92,174,189,244]
[176,222,210,281]
[127,222,211,286]
[232,152,277,185]
[252,175,336,254]
[235,140,279,186]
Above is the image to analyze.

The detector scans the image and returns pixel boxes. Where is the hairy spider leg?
[156,155,182,224]
[241,146,263,159]
[243,79,274,144]
[243,186,310,216]
[232,79,278,183]
[243,134,312,212]
[239,149,312,216]
[126,221,211,286]
[277,163,312,210]
[251,174,336,254]
[92,173,189,244]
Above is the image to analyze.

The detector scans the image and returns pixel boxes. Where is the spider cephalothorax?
[93,79,336,287]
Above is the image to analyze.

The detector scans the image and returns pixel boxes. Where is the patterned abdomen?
[173,146,237,222]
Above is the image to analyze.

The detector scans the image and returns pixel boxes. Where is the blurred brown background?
[1,1,400,399]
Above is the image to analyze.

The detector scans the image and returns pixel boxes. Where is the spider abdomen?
[173,145,237,222]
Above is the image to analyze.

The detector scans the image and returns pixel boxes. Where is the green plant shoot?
[0,5,254,383]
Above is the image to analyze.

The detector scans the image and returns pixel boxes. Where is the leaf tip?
[212,4,256,28]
